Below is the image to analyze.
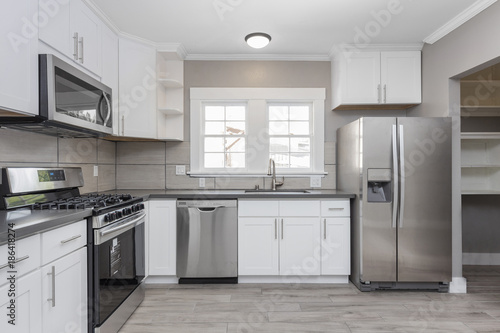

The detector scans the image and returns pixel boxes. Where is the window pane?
[205,106,224,120]
[226,122,245,135]
[226,137,245,152]
[269,121,289,135]
[270,138,289,152]
[290,122,309,135]
[205,122,225,135]
[291,137,310,152]
[226,106,245,120]
[269,106,288,121]
[205,153,224,168]
[290,106,309,120]
[290,153,310,168]
[205,137,225,152]
[270,153,289,168]
[226,153,245,168]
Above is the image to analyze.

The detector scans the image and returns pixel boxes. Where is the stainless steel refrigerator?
[337,117,452,291]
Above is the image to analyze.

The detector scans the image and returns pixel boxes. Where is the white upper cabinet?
[332,49,421,110]
[0,0,38,115]
[118,37,157,139]
[39,0,102,76]
[101,24,119,135]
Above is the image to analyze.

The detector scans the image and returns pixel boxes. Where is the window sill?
[187,172,328,178]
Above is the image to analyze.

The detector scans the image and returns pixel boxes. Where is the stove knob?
[139,203,145,210]
[122,208,129,216]
[109,212,116,222]
[104,214,110,223]
[116,211,123,218]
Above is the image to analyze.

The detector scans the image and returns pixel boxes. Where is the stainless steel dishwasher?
[176,200,238,283]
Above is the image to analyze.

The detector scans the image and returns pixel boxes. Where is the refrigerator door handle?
[399,124,405,228]
[392,124,399,228]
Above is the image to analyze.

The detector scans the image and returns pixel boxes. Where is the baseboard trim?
[145,276,178,284]
[463,252,500,265]
[238,275,349,284]
[449,277,467,294]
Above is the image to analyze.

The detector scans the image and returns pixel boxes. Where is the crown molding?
[328,43,424,58]
[184,53,330,61]
[423,0,497,44]
[83,0,121,33]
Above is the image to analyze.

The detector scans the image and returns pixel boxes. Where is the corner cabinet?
[118,38,157,139]
[0,0,38,116]
[148,200,176,276]
[238,199,350,281]
[157,52,184,141]
[332,49,421,110]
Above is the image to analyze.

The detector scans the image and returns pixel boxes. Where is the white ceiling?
[91,0,494,59]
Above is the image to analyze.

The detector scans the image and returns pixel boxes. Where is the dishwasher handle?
[195,206,224,212]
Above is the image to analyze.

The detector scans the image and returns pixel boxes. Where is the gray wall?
[408,2,500,273]
[0,128,116,194]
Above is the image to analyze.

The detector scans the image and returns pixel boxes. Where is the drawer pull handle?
[60,235,82,244]
[47,266,56,307]
[274,218,277,240]
[324,219,327,239]
[0,255,30,270]
[281,219,284,240]
[328,207,345,210]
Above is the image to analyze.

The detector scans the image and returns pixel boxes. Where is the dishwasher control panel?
[176,200,237,208]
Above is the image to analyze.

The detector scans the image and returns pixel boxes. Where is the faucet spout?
[268,158,284,190]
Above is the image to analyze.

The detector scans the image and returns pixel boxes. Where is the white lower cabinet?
[238,199,350,279]
[41,247,87,333]
[0,270,42,332]
[148,200,176,276]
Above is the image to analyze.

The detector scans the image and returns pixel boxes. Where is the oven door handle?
[95,212,146,245]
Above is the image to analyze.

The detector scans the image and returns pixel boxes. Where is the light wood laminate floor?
[118,267,500,333]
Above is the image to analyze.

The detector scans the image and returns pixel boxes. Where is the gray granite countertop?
[0,209,92,246]
[100,189,355,201]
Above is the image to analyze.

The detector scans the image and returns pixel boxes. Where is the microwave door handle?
[102,93,111,127]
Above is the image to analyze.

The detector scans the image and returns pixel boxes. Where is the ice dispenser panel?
[367,169,392,202]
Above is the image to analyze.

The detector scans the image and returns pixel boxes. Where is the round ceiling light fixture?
[245,32,271,49]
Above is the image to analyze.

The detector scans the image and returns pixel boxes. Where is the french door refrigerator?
[337,117,452,291]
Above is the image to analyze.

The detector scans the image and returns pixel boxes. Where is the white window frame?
[190,88,325,176]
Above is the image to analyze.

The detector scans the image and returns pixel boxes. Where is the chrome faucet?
[268,158,284,190]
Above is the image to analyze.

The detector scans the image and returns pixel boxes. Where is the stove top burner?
[32,193,135,211]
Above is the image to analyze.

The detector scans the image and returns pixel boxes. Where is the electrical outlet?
[175,165,186,175]
[199,178,206,188]
[93,165,98,177]
[310,176,321,188]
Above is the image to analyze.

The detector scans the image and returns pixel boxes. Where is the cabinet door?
[321,217,350,275]
[280,218,321,276]
[0,270,41,332]
[42,248,87,333]
[148,200,176,275]
[381,51,421,104]
[342,52,380,104]
[238,217,279,275]
[71,0,101,75]
[0,0,38,115]
[101,24,119,135]
[119,38,157,138]
[38,0,71,57]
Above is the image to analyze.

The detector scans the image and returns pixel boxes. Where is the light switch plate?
[93,165,98,177]
[199,178,206,188]
[310,176,321,188]
[175,165,186,175]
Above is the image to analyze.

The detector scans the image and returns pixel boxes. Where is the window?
[203,104,246,169]
[190,88,325,176]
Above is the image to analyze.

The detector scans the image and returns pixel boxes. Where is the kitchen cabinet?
[39,0,102,75]
[101,24,119,135]
[41,220,87,333]
[320,200,351,275]
[0,234,41,287]
[238,200,321,276]
[157,52,184,140]
[0,270,42,332]
[148,199,176,276]
[332,50,421,110]
[118,37,157,139]
[0,0,38,116]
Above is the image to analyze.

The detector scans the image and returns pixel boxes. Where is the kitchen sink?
[244,189,311,194]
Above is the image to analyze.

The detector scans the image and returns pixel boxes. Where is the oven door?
[92,212,146,328]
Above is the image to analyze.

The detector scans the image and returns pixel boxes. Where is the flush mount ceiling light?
[245,32,271,49]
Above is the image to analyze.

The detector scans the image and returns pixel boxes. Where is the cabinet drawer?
[238,200,279,217]
[0,234,41,286]
[321,200,350,217]
[279,201,320,217]
[42,220,87,265]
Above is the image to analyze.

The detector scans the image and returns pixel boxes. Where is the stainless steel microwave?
[39,54,113,136]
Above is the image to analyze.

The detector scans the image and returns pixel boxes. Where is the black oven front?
[91,211,146,333]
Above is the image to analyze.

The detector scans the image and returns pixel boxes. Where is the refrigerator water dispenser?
[367,168,392,202]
